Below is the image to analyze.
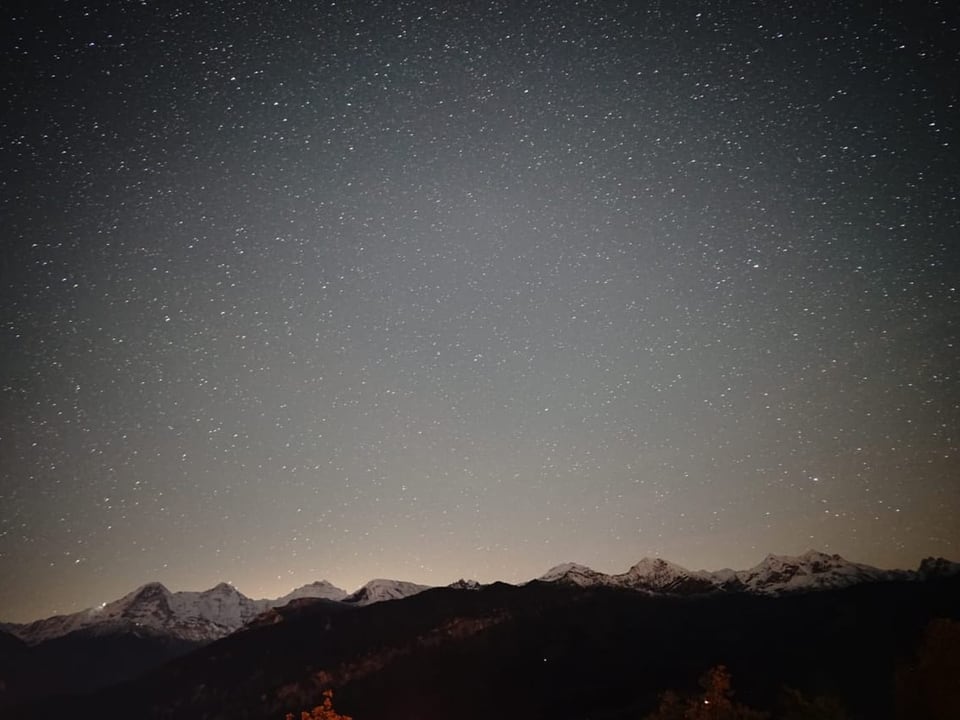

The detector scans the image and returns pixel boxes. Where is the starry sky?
[1,0,958,623]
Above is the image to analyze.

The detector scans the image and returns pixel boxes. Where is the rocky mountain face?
[917,556,960,579]
[447,579,482,591]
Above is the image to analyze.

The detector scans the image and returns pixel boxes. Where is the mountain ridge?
[2,579,353,645]
[4,551,957,646]
[537,550,954,596]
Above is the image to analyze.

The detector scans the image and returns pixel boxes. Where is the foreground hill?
[7,571,959,720]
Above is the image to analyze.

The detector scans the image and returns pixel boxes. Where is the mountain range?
[3,550,956,646]
[1,550,959,719]
[537,549,931,594]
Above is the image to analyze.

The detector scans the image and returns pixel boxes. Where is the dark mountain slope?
[0,626,202,709]
[0,630,28,700]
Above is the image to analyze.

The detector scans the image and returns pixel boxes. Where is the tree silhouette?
[286,689,353,720]
[644,665,767,720]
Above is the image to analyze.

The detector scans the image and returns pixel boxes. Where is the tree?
[645,689,687,720]
[644,665,768,720]
[286,689,353,720]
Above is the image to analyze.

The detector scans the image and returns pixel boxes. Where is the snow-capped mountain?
[5,576,431,645]
[342,578,431,605]
[6,579,350,645]
[537,550,921,597]
[6,551,955,647]
[539,562,618,587]
[734,551,901,594]
[538,557,716,594]
[275,580,348,604]
[110,581,264,640]
[619,557,719,594]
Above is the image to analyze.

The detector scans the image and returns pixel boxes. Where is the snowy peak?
[116,582,172,612]
[11,608,102,646]
[536,550,918,597]
[735,550,894,594]
[109,582,176,624]
[343,579,431,605]
[619,557,717,594]
[6,579,341,645]
[5,582,253,645]
[83,581,267,642]
[539,558,718,594]
[277,580,348,604]
[132,581,171,596]
[539,563,614,587]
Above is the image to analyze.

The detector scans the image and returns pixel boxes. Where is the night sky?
[2,0,958,623]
